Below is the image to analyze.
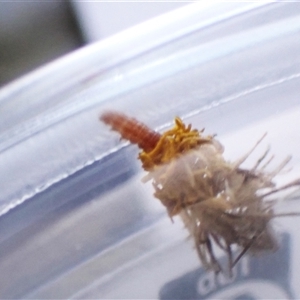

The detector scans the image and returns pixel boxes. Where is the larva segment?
[100,111,161,152]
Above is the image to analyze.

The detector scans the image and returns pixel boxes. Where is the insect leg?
[233,133,267,168]
[210,232,227,251]
[260,154,274,170]
[226,243,233,277]
[194,225,210,268]
[194,224,221,272]
[205,235,222,273]
[232,237,255,268]
[211,228,234,276]
[262,178,300,197]
[251,146,270,171]
[268,156,292,178]
[232,224,268,268]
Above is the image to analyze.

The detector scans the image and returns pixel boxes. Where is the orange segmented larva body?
[100,111,161,152]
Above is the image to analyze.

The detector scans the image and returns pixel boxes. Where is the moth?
[100,111,300,274]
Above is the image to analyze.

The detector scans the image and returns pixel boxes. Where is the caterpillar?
[100,111,300,275]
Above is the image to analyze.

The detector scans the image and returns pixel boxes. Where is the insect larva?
[100,111,161,152]
[100,111,300,275]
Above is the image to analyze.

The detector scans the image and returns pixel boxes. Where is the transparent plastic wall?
[0,2,300,299]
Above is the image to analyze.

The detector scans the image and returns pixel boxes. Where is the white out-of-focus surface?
[71,2,191,41]
[1,2,300,299]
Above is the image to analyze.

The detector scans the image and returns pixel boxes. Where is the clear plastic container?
[0,2,300,299]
